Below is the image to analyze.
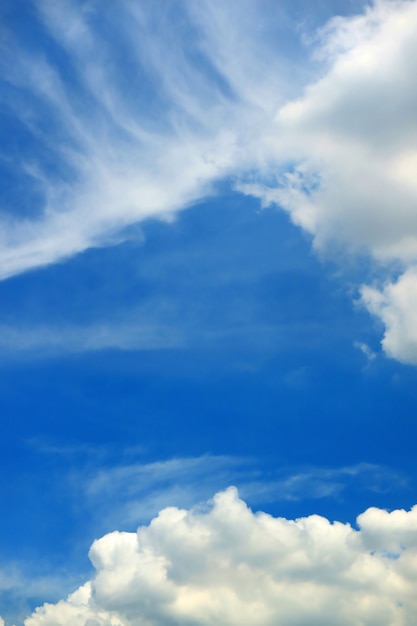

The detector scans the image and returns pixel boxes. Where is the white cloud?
[3,455,401,624]
[361,267,417,364]
[0,0,275,280]
[245,0,417,261]
[23,488,417,626]
[3,0,417,360]
[236,0,417,361]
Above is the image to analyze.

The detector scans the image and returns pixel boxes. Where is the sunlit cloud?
[21,488,417,626]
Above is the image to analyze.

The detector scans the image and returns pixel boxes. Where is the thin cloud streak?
[0,321,184,354]
[77,455,406,530]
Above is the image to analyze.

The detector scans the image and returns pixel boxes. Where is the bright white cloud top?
[20,488,417,626]
[250,0,417,261]
[362,269,417,364]
[3,0,417,362]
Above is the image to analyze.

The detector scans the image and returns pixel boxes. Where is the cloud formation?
[237,0,417,362]
[78,455,403,534]
[0,0,272,279]
[3,0,417,360]
[361,269,417,364]
[24,488,417,626]
[249,0,417,260]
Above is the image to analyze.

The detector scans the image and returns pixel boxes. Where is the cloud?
[0,320,183,355]
[0,0,276,280]
[3,454,402,624]
[0,564,84,626]
[0,0,366,280]
[247,462,406,502]
[75,455,404,534]
[243,0,417,261]
[361,267,417,364]
[24,488,417,626]
[3,0,417,361]
[236,0,417,361]
[354,341,377,363]
[82,455,251,529]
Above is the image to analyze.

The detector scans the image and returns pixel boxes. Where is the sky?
[2,0,417,624]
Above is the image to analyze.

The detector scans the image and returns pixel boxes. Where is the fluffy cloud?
[25,488,417,626]
[361,267,417,364]
[245,0,417,260]
[237,0,417,361]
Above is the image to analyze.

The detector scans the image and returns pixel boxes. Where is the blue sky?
[2,1,417,625]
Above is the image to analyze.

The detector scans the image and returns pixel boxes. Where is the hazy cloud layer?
[23,488,417,626]
[0,321,183,355]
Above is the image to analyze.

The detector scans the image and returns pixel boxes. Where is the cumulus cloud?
[24,488,417,626]
[245,0,417,260]
[236,0,417,361]
[361,267,417,364]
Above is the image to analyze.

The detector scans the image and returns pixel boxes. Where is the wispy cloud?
[0,320,183,355]
[76,455,406,530]
[241,462,407,504]
[1,0,280,279]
